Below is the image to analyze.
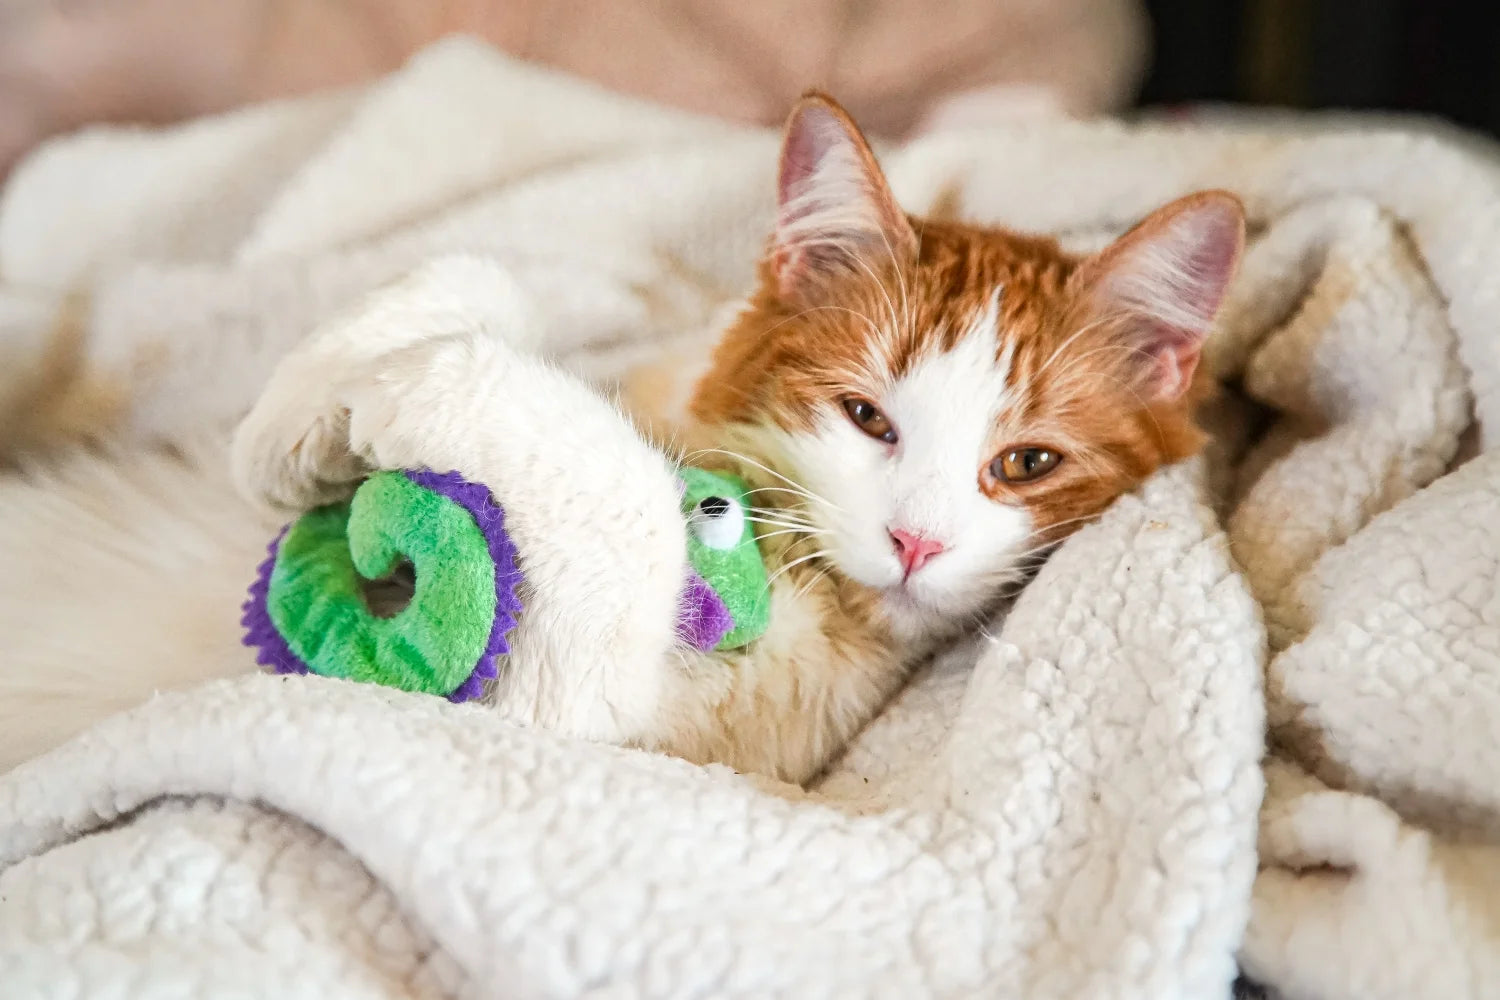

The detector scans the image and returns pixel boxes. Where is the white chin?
[900,572,998,619]
[830,552,972,634]
[878,586,956,641]
[886,579,946,615]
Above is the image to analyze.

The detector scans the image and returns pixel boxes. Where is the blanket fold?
[1,457,1263,999]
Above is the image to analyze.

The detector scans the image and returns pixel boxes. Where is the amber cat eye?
[843,397,897,444]
[992,448,1062,484]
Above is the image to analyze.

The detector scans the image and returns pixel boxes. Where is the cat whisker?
[744,512,821,531]
[778,530,829,561]
[745,507,815,523]
[1055,364,1169,444]
[1045,343,1159,398]
[751,526,832,544]
[685,448,843,514]
[690,504,811,531]
[1038,512,1105,534]
[754,527,827,543]
[745,484,832,510]
[1008,310,1136,405]
[777,233,902,346]
[853,254,903,353]
[1061,447,1113,483]
[746,518,817,533]
[1035,334,1172,419]
[747,300,885,346]
[869,223,913,359]
[754,526,826,542]
[1002,539,1078,564]
[793,566,833,601]
[1027,311,1132,385]
[992,532,1098,578]
[1011,544,1061,561]
[764,548,830,592]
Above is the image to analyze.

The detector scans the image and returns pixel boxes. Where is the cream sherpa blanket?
[2,37,1500,1000]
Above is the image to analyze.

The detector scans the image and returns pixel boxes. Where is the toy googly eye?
[690,495,744,550]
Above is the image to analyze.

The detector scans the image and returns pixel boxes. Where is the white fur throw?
[3,36,1500,1000]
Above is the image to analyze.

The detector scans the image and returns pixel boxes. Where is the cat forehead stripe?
[980,285,1015,369]
[891,303,1016,433]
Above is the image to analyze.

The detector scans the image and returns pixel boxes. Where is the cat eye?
[689,495,745,550]
[843,397,897,444]
[992,448,1062,484]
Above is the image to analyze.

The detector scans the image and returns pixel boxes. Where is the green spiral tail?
[242,469,523,701]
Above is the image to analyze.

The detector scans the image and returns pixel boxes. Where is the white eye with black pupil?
[690,496,744,550]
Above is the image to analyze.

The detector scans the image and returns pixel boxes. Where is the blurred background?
[1141,0,1500,131]
[3,0,1497,181]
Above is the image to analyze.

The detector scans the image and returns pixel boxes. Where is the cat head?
[690,92,1244,635]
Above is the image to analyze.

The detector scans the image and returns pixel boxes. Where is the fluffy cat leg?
[0,440,275,773]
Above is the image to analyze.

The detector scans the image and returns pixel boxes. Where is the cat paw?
[231,254,536,513]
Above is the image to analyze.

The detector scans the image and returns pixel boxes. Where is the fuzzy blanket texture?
[2,36,1500,1000]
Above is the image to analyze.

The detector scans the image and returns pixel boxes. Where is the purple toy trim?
[240,525,311,676]
[404,469,524,703]
[239,469,524,704]
[676,570,734,651]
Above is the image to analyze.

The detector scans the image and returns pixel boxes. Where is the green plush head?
[679,467,771,650]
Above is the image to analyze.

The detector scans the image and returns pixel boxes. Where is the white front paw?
[230,369,360,512]
[231,255,535,512]
[342,332,512,475]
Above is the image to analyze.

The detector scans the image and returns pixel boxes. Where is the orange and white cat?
[639,92,1242,779]
[0,92,1242,783]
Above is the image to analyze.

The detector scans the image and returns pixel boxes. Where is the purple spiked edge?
[240,469,525,704]
[241,523,305,675]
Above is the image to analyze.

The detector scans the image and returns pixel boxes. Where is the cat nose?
[889,528,947,577]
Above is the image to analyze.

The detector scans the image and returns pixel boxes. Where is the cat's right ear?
[770,92,918,302]
[1073,190,1246,401]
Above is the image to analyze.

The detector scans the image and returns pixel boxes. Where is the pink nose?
[889,528,947,577]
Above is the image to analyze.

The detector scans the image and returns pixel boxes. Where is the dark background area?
[1140,0,1500,136]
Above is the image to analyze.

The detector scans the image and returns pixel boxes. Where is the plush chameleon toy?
[242,466,771,702]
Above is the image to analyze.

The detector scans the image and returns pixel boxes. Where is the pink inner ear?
[1097,195,1244,400]
[1154,336,1202,400]
[778,105,837,214]
[773,103,861,293]
[1171,204,1241,323]
[770,98,915,300]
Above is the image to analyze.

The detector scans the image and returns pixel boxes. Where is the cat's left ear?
[1074,191,1245,400]
[770,92,918,302]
